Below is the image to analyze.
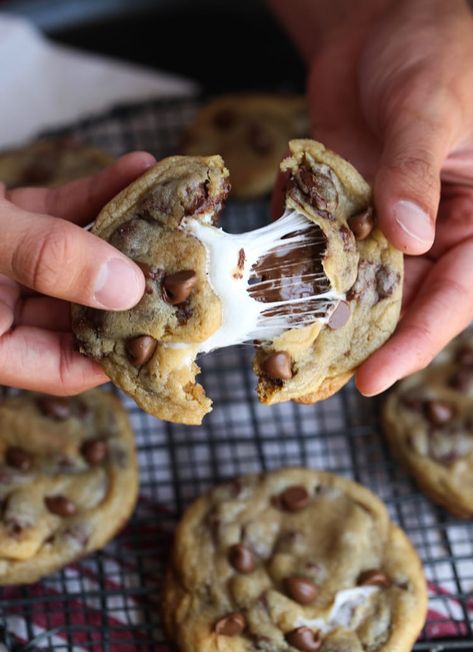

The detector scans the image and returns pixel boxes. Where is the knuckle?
[387,151,439,195]
[11,222,76,292]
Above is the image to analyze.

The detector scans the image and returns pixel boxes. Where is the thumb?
[0,199,145,310]
[374,108,453,255]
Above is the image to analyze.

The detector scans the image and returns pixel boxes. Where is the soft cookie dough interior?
[72,141,402,425]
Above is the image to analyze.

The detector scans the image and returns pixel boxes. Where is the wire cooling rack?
[1,98,473,651]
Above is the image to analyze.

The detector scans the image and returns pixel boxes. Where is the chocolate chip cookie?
[0,137,114,188]
[162,468,427,652]
[72,154,230,425]
[382,330,473,518]
[0,389,138,584]
[254,140,403,406]
[72,141,402,425]
[182,94,308,199]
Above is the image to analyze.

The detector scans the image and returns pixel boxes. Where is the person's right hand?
[0,151,155,395]
[269,0,473,394]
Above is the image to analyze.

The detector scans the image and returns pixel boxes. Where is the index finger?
[0,326,108,395]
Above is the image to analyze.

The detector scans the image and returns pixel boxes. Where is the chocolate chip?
[228,544,256,574]
[357,569,390,588]
[247,123,273,155]
[285,627,321,651]
[340,225,356,252]
[74,399,90,420]
[5,447,33,472]
[424,399,454,426]
[401,396,424,411]
[328,300,350,330]
[448,369,473,392]
[285,576,318,604]
[233,248,246,279]
[136,262,164,282]
[175,299,194,325]
[278,485,309,511]
[376,265,398,300]
[45,496,77,517]
[109,218,150,258]
[347,207,375,240]
[213,108,237,129]
[126,335,157,366]
[80,439,108,466]
[293,166,338,214]
[184,182,209,215]
[7,521,24,537]
[162,270,197,305]
[214,612,246,636]
[261,351,293,381]
[21,145,64,185]
[37,396,72,420]
[456,346,473,366]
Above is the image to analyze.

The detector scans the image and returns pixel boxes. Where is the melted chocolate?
[248,224,329,322]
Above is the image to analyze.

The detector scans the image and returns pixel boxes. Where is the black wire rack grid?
[0,98,472,652]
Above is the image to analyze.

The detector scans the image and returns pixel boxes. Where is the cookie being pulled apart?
[72,140,403,424]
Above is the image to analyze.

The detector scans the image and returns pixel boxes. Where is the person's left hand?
[0,151,155,395]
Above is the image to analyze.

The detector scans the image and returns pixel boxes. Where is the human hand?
[0,151,155,395]
[269,0,473,394]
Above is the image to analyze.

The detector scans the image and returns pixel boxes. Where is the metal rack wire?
[0,98,472,651]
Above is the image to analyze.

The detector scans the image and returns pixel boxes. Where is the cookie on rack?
[162,467,427,652]
[0,137,114,188]
[182,94,308,199]
[0,389,138,584]
[382,330,473,518]
[72,140,403,425]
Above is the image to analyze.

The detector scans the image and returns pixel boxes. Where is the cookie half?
[382,330,473,518]
[182,94,308,199]
[162,468,427,652]
[0,137,114,188]
[72,141,402,425]
[0,389,138,584]
[72,154,230,425]
[254,140,403,405]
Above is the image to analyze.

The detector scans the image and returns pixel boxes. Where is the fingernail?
[94,258,144,310]
[360,377,397,397]
[393,200,434,246]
